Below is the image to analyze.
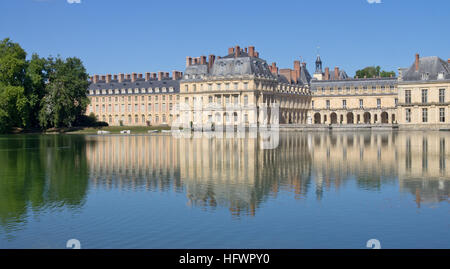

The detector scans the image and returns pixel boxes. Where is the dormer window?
[437,72,444,80]
[421,72,430,80]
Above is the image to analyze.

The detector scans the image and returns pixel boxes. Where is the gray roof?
[183,52,312,86]
[87,78,180,94]
[402,56,450,81]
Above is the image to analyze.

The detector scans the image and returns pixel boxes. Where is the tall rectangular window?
[311,101,314,109]
[405,90,411,104]
[439,89,445,103]
[377,98,381,108]
[395,98,398,107]
[422,89,428,104]
[326,100,330,109]
[406,108,411,123]
[422,108,428,123]
[342,100,347,109]
[440,108,445,122]
[359,99,363,109]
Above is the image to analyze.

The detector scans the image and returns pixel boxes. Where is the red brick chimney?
[132,73,137,82]
[158,72,164,81]
[294,61,301,79]
[165,72,170,79]
[93,75,99,83]
[334,67,340,80]
[200,56,207,65]
[228,47,234,55]
[113,74,118,81]
[248,46,255,57]
[106,74,112,83]
[101,75,106,81]
[186,56,192,67]
[126,74,131,81]
[415,53,420,71]
[235,46,240,57]
[138,73,143,79]
[269,62,278,75]
[324,67,330,80]
[151,73,157,80]
[118,73,124,83]
[145,72,150,81]
[447,58,450,64]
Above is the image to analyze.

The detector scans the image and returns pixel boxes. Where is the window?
[311,101,314,109]
[422,108,428,123]
[405,90,411,104]
[244,95,248,105]
[326,100,330,109]
[217,84,221,91]
[359,99,363,109]
[243,83,248,90]
[439,89,445,103]
[377,99,381,109]
[185,97,189,104]
[440,108,445,123]
[422,89,428,104]
[155,103,159,111]
[395,98,398,107]
[193,85,196,92]
[234,83,239,90]
[406,108,411,123]
[148,103,152,111]
[342,100,346,109]
[208,96,213,103]
[184,85,188,92]
[208,84,212,91]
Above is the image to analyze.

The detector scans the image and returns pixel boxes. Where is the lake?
[0,131,448,249]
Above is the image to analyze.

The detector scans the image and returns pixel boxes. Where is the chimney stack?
[145,72,151,81]
[186,56,192,67]
[138,73,143,79]
[118,73,124,83]
[93,75,99,83]
[158,71,164,81]
[151,73,157,80]
[106,74,112,83]
[334,67,340,80]
[126,74,131,81]
[255,52,259,58]
[415,53,420,71]
[248,46,255,57]
[235,45,240,58]
[269,62,278,75]
[101,75,106,81]
[208,54,216,69]
[113,74,118,81]
[447,59,450,64]
[132,73,137,82]
[165,72,170,79]
[200,56,207,65]
[324,67,330,80]
[228,47,234,55]
[294,60,301,79]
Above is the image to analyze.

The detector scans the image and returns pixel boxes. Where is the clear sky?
[1,0,449,77]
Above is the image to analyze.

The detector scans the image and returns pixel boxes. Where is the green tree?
[39,56,89,129]
[355,66,396,78]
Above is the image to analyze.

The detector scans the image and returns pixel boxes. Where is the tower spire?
[315,46,322,74]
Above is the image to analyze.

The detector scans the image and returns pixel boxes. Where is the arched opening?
[330,113,338,124]
[363,112,371,124]
[340,114,344,124]
[314,113,321,124]
[347,112,354,124]
[381,112,389,124]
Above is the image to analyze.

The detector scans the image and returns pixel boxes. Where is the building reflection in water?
[86,131,449,216]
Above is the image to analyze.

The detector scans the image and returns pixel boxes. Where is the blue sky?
[1,0,449,77]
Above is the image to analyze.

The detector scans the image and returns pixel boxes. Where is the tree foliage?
[355,66,396,79]
[0,38,91,132]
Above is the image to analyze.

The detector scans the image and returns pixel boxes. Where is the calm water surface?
[0,132,449,249]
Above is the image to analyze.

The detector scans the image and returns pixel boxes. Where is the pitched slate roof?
[402,56,450,81]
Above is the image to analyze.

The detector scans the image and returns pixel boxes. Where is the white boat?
[147,130,158,133]
[97,130,110,134]
[161,130,172,133]
[120,130,131,134]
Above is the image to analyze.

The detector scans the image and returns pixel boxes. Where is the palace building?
[308,55,399,125]
[85,47,449,130]
[397,54,450,129]
[86,71,182,126]
[178,46,312,128]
